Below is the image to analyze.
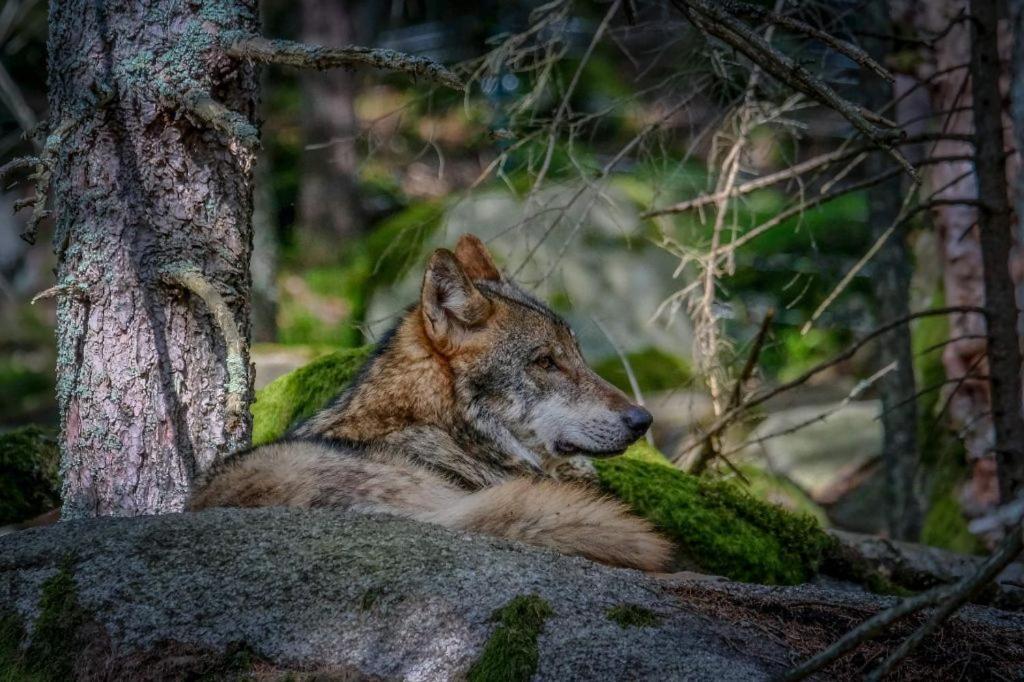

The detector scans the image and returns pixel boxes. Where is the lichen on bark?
[48,0,259,517]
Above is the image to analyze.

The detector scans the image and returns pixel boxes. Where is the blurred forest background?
[0,0,1017,552]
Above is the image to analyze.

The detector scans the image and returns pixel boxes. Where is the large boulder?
[2,509,1022,680]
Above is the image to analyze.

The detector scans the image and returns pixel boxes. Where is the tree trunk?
[863,1,922,540]
[297,0,364,260]
[969,0,1024,501]
[252,158,279,343]
[909,0,1023,513]
[48,0,258,517]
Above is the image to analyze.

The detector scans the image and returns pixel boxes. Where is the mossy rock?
[0,426,61,525]
[595,443,833,585]
[605,603,662,629]
[467,594,552,682]
[251,352,833,585]
[0,556,88,682]
[251,346,373,446]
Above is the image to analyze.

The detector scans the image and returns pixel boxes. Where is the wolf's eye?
[533,354,557,371]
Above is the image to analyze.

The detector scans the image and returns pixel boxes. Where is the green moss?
[595,444,833,584]
[251,347,372,445]
[0,358,53,424]
[605,604,661,629]
[0,426,61,525]
[467,595,553,682]
[358,588,382,612]
[26,555,88,681]
[922,491,982,555]
[0,556,90,681]
[0,612,44,682]
[592,347,693,394]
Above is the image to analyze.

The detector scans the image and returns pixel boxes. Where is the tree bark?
[862,0,922,540]
[251,157,279,343]
[48,0,258,517]
[908,0,1023,512]
[297,0,364,260]
[969,0,1024,501]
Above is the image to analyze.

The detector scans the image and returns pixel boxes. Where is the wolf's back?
[191,441,671,572]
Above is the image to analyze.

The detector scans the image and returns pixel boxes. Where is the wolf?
[191,234,673,571]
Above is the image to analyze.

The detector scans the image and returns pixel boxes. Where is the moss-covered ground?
[605,604,661,629]
[467,595,552,682]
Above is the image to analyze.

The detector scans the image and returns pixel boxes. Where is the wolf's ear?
[454,234,502,282]
[421,249,492,352]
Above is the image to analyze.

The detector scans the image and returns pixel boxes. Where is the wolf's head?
[418,234,653,467]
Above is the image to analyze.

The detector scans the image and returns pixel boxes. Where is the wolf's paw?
[544,455,599,485]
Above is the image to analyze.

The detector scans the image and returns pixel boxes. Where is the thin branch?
[669,0,917,180]
[691,309,774,476]
[800,178,921,335]
[14,91,111,244]
[781,518,1024,682]
[161,266,248,428]
[723,0,893,83]
[728,309,774,410]
[222,31,465,92]
[591,315,653,447]
[0,155,39,184]
[674,306,989,461]
[176,89,260,151]
[643,144,976,219]
[723,362,897,459]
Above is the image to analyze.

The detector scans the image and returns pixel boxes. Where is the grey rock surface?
[2,509,1022,680]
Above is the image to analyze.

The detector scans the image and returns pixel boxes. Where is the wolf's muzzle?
[622,405,653,438]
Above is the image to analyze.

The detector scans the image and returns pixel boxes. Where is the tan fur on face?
[296,316,457,443]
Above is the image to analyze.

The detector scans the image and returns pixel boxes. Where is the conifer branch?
[222,32,465,92]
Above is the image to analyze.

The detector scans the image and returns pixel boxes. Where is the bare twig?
[161,266,248,428]
[669,0,917,180]
[691,310,774,476]
[14,80,116,243]
[591,315,653,447]
[29,281,87,304]
[642,141,975,219]
[0,155,39,184]
[801,179,921,334]
[725,362,897,459]
[723,0,893,82]
[222,31,464,91]
[781,518,1023,682]
[728,309,774,410]
[176,89,260,151]
[674,306,989,460]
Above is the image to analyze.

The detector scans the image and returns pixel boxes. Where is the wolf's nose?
[622,406,653,435]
